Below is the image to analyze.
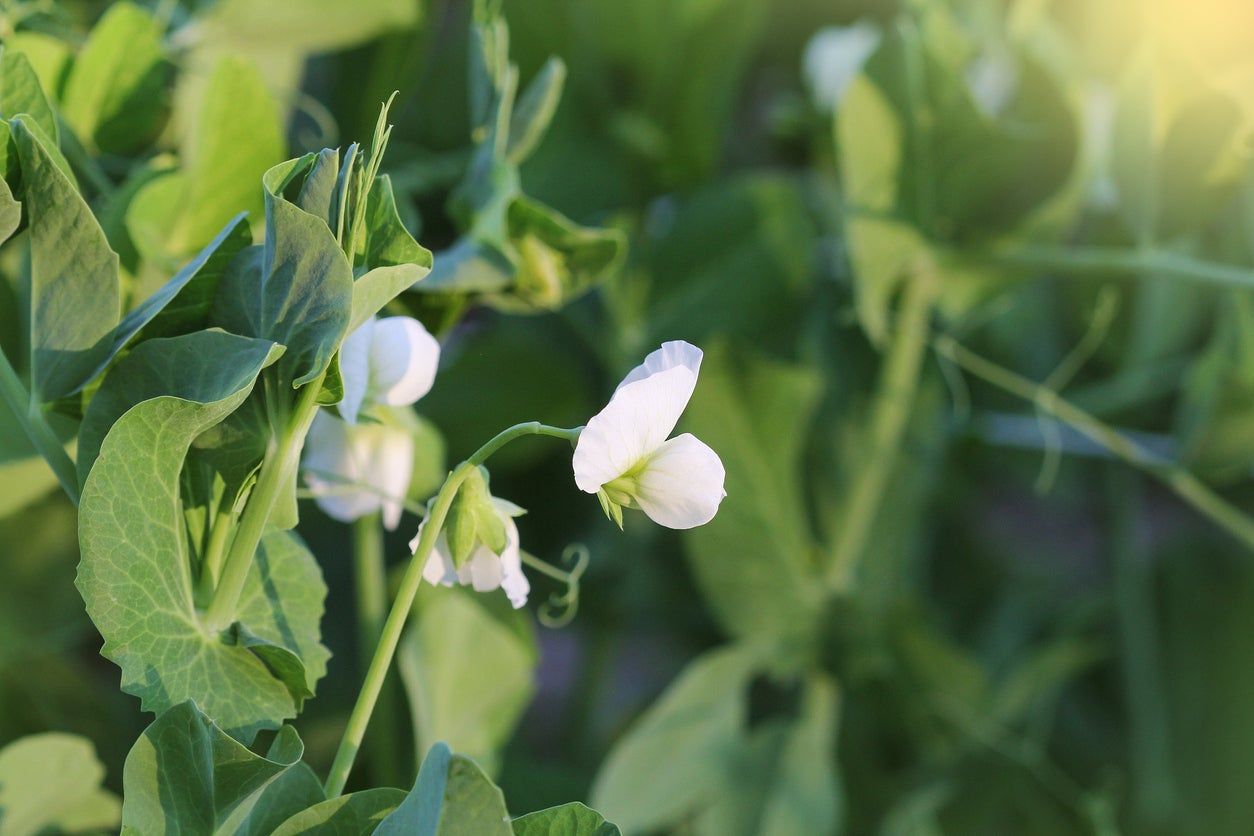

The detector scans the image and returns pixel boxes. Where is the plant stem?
[353,512,402,787]
[0,349,78,505]
[194,508,236,605]
[203,373,325,630]
[935,335,1254,552]
[983,244,1254,291]
[826,269,935,591]
[323,420,582,796]
[324,461,472,797]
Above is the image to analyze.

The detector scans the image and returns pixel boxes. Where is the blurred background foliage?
[4,0,1254,833]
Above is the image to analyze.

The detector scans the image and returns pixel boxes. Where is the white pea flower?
[337,316,440,424]
[304,415,414,530]
[303,315,440,530]
[803,22,882,111]
[418,498,530,608]
[573,341,726,530]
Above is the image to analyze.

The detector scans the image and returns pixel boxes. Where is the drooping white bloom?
[573,341,726,530]
[304,413,414,530]
[303,315,440,530]
[418,498,530,608]
[337,316,440,424]
[803,22,882,111]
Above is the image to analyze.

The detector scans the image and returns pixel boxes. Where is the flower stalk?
[323,421,580,797]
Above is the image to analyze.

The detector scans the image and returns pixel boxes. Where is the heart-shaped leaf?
[77,333,330,741]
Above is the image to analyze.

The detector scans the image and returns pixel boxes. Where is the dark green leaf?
[120,701,324,835]
[376,742,512,835]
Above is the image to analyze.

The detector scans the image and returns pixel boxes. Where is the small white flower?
[573,341,726,530]
[803,22,882,112]
[303,315,440,529]
[338,316,440,424]
[304,412,414,530]
[417,498,530,608]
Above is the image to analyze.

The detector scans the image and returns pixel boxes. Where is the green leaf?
[118,213,255,344]
[494,197,623,313]
[12,115,121,402]
[511,803,620,836]
[590,645,762,832]
[197,0,420,53]
[121,701,324,835]
[213,156,354,390]
[400,588,537,774]
[77,335,329,740]
[128,56,282,264]
[0,733,121,836]
[376,742,512,836]
[0,45,59,179]
[61,1,170,154]
[77,329,281,484]
[755,676,842,836]
[0,174,18,245]
[350,174,434,331]
[682,347,825,642]
[1,33,71,99]
[271,789,408,835]
[506,58,566,165]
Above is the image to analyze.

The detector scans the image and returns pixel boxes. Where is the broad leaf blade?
[512,803,620,836]
[271,789,408,835]
[376,742,512,835]
[0,733,120,836]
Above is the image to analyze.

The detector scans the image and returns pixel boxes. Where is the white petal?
[355,423,414,531]
[303,411,380,523]
[422,528,460,587]
[803,23,881,111]
[616,340,703,392]
[573,365,698,493]
[336,318,374,423]
[634,433,726,529]
[498,536,530,609]
[369,317,440,407]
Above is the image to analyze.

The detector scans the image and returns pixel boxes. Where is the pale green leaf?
[0,45,58,145]
[682,347,824,642]
[376,742,512,835]
[61,1,169,154]
[77,336,329,740]
[400,588,536,774]
[12,116,121,402]
[0,733,120,836]
[121,701,324,835]
[590,645,762,832]
[271,789,408,835]
[197,0,420,53]
[511,803,620,836]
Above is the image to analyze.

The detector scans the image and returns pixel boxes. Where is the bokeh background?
[5,0,1254,833]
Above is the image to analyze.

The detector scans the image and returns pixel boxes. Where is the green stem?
[0,349,78,505]
[203,374,325,630]
[194,508,236,606]
[353,513,402,787]
[982,244,1254,291]
[825,269,935,591]
[324,461,472,797]
[935,335,1254,552]
[323,421,581,796]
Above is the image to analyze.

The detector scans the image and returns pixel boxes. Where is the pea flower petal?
[304,411,414,530]
[573,340,726,529]
[417,498,530,608]
[338,316,440,424]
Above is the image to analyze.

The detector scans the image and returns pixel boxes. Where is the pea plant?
[0,1,712,831]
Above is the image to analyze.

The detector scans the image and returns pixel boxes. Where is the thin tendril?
[521,545,590,628]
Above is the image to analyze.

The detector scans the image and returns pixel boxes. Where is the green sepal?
[445,466,507,568]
